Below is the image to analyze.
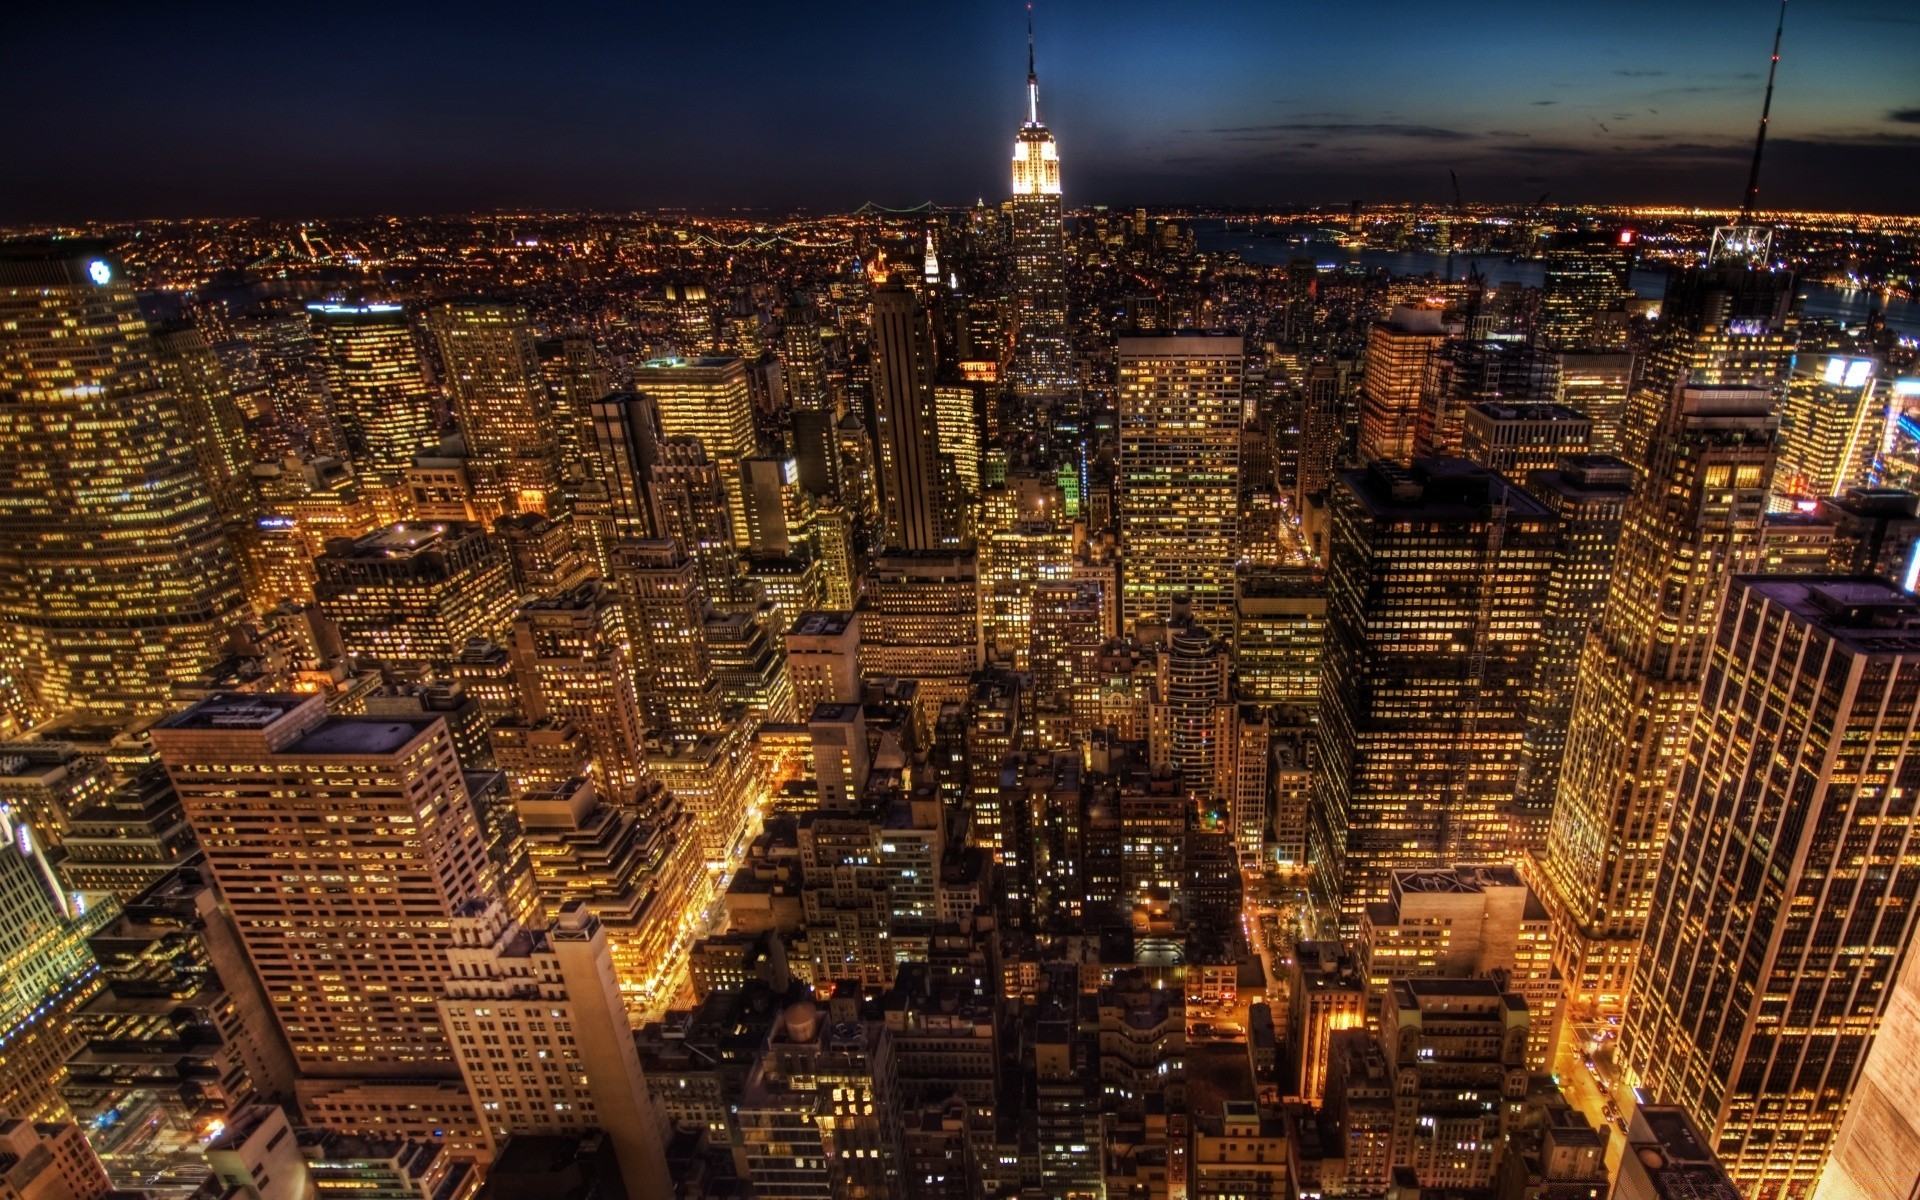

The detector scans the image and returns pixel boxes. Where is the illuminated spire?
[1026,4,1039,126]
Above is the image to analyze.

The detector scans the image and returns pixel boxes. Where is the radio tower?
[1739,0,1788,222]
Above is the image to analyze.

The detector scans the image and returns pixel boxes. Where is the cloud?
[1891,109,1920,124]
[1613,69,1666,77]
[1531,100,1557,106]
[1207,122,1474,140]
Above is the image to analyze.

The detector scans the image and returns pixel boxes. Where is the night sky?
[8,0,1919,219]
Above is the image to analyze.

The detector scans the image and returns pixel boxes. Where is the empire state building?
[1009,14,1071,398]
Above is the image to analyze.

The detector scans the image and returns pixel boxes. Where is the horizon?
[8,0,1920,220]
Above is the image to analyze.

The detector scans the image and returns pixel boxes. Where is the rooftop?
[288,718,434,757]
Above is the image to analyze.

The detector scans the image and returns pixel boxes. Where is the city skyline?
[5,0,1920,220]
[5,5,1920,1199]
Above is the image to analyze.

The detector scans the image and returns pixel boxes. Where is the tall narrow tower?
[1009,10,1071,398]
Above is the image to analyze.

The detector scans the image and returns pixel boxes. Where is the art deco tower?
[0,244,248,720]
[1539,265,1792,1015]
[1009,14,1071,398]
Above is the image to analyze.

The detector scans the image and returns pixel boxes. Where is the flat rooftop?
[788,610,854,638]
[288,718,433,757]
[1739,576,1920,653]
[159,694,311,732]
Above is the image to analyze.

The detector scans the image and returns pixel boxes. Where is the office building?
[736,999,902,1200]
[632,356,755,545]
[858,552,982,711]
[785,611,861,715]
[586,393,663,545]
[1515,456,1633,847]
[608,539,721,733]
[1821,487,1920,584]
[1289,941,1365,1106]
[1815,927,1920,1200]
[0,801,109,1123]
[316,523,517,677]
[516,779,703,1014]
[152,694,498,1075]
[1312,459,1555,927]
[869,282,946,551]
[1460,402,1592,478]
[0,1117,110,1200]
[1553,351,1635,455]
[1358,305,1450,462]
[507,582,646,798]
[1358,864,1562,1069]
[1117,334,1244,634]
[1621,578,1920,1194]
[427,301,558,514]
[62,860,296,1189]
[149,325,256,521]
[0,244,249,720]
[438,905,673,1198]
[1541,315,1784,1013]
[1539,237,1630,352]
[1773,349,1879,509]
[52,768,198,902]
[1614,1107,1740,1200]
[308,304,437,483]
[1232,568,1325,709]
[1008,26,1071,397]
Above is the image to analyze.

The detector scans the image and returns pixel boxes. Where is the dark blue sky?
[7,0,1919,218]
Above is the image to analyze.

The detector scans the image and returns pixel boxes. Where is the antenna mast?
[1739,0,1787,222]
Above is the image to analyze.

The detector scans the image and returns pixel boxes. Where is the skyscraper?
[1311,458,1556,927]
[1772,348,1879,510]
[1117,334,1243,634]
[308,303,437,483]
[633,356,756,546]
[314,523,517,677]
[0,244,249,720]
[153,694,496,1076]
[1539,234,1631,352]
[1512,456,1633,849]
[1358,306,1450,463]
[1540,266,1790,1014]
[868,282,945,551]
[1622,577,1920,1195]
[508,581,647,798]
[1008,16,1071,398]
[427,300,559,514]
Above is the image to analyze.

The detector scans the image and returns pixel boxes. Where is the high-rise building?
[1358,306,1450,462]
[427,301,558,514]
[1541,267,1790,1014]
[1008,21,1071,398]
[586,393,663,545]
[785,611,861,715]
[514,779,702,1016]
[1460,402,1592,479]
[149,325,256,521]
[1552,351,1635,455]
[1772,349,1879,509]
[1621,577,1920,1194]
[0,801,109,1123]
[1288,941,1365,1106]
[1820,487,1920,584]
[1357,864,1562,1070]
[858,552,982,712]
[53,767,199,902]
[1117,334,1243,634]
[736,999,902,1200]
[1815,922,1920,1200]
[0,1116,111,1200]
[0,244,249,719]
[308,304,437,483]
[632,356,756,545]
[315,523,517,677]
[152,694,496,1076]
[609,539,721,733]
[1311,459,1555,927]
[868,283,946,552]
[62,860,297,1189]
[437,904,674,1197]
[1514,455,1633,847]
[1539,236,1630,352]
[508,582,647,798]
[647,439,742,608]
[1232,568,1326,709]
